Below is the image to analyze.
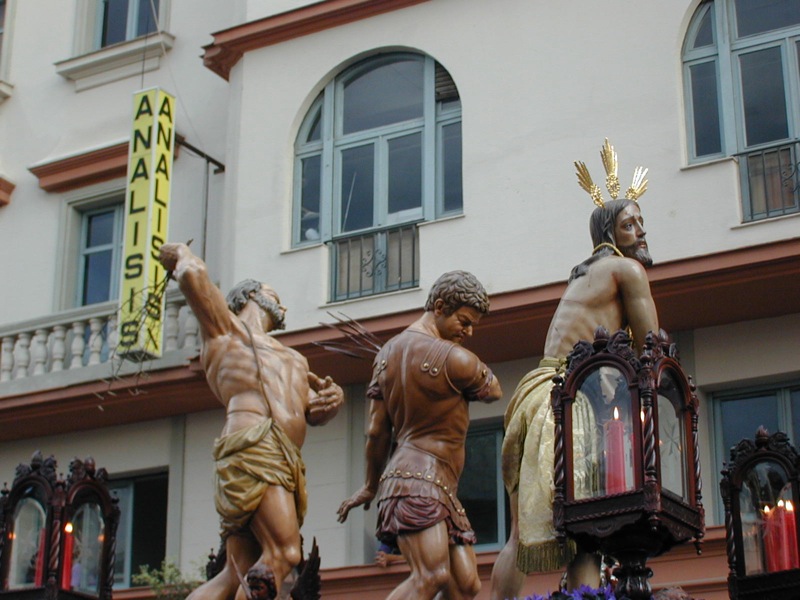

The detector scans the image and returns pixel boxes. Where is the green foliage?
[132,559,203,600]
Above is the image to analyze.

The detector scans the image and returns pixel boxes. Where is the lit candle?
[34,527,46,586]
[61,522,73,589]
[763,505,782,572]
[604,406,626,494]
[764,500,796,572]
[786,500,800,570]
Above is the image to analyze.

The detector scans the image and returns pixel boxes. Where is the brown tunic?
[368,328,494,545]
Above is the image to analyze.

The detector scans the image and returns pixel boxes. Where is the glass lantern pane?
[8,498,47,589]
[68,503,105,594]
[574,365,634,499]
[739,460,800,574]
[657,369,688,500]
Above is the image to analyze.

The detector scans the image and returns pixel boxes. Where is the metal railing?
[738,141,800,221]
[329,223,420,301]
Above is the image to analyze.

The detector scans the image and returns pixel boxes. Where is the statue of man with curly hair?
[338,271,503,600]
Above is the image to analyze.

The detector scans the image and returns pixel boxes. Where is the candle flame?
[764,505,772,515]
[787,500,795,512]
[64,522,73,534]
[613,406,620,420]
[778,499,786,509]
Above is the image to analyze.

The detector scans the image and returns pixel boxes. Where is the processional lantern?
[0,452,119,600]
[720,427,800,599]
[552,328,705,600]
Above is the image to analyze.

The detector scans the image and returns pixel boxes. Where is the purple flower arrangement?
[522,584,618,600]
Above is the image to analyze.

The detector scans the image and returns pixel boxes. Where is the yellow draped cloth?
[502,358,598,573]
[213,418,307,537]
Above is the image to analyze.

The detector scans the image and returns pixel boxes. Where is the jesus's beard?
[619,241,653,267]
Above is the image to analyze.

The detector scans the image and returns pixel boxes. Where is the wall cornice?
[29,142,129,193]
[0,176,15,206]
[29,135,185,193]
[202,0,431,80]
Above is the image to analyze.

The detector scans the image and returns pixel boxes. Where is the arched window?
[293,52,462,301]
[683,0,800,221]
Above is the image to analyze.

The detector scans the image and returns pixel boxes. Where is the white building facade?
[1,1,799,597]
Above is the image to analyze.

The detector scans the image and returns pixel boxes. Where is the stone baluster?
[14,333,31,380]
[107,313,118,359]
[51,325,67,372]
[1,336,14,382]
[165,301,180,351]
[87,318,104,366]
[70,321,86,369]
[31,329,49,376]
[184,309,199,350]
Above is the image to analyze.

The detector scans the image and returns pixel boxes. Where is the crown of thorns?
[574,138,648,208]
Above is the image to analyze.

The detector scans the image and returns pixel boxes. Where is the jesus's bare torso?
[544,256,633,359]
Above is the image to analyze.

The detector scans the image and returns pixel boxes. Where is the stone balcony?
[0,292,218,441]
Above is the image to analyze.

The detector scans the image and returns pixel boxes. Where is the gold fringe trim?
[516,538,577,574]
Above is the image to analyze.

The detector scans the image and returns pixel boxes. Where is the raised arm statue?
[158,243,343,600]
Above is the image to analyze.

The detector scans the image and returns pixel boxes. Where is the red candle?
[764,501,797,572]
[33,527,46,586]
[786,500,800,569]
[604,406,626,494]
[61,523,73,589]
[764,505,782,572]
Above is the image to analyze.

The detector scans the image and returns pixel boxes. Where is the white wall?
[0,0,231,323]
[3,0,800,575]
[209,0,800,334]
[694,314,800,390]
[3,0,798,331]
[0,419,175,478]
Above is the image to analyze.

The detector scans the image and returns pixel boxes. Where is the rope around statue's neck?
[592,242,624,257]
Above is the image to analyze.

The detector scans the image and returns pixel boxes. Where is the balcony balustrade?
[0,291,199,397]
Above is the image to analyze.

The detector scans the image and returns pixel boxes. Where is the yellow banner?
[117,88,175,360]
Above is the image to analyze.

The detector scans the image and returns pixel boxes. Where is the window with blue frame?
[683,0,800,221]
[96,0,159,49]
[77,202,124,306]
[293,53,462,301]
[713,382,800,519]
[460,420,509,550]
[109,472,168,589]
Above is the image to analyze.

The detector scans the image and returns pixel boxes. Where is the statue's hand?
[158,242,185,273]
[337,486,375,523]
[306,376,343,426]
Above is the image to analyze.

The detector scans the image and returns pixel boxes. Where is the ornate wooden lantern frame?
[552,328,705,599]
[720,428,800,599]
[0,453,119,600]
